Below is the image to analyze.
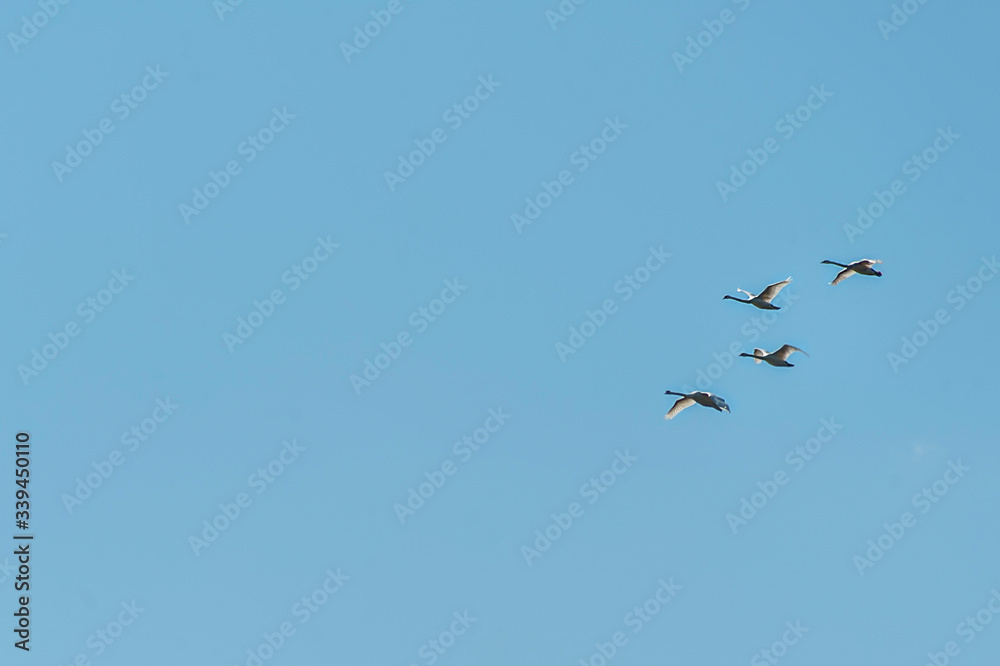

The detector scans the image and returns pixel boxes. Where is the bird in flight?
[739,344,810,367]
[722,277,792,310]
[663,390,731,420]
[821,259,883,285]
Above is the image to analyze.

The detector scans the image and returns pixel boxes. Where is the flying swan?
[739,345,809,367]
[821,259,883,285]
[722,277,792,310]
[664,391,731,420]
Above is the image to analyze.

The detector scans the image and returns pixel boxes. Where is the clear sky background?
[2,0,999,664]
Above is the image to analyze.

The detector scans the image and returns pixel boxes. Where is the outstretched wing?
[751,348,767,364]
[831,268,855,285]
[664,397,695,420]
[858,259,883,267]
[773,344,809,361]
[758,277,792,302]
[736,288,755,299]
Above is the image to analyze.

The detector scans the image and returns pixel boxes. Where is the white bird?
[722,277,792,310]
[821,259,883,285]
[739,344,809,367]
[663,390,731,420]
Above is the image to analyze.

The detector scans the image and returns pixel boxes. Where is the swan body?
[664,390,730,420]
[723,277,792,310]
[822,259,883,285]
[739,344,809,367]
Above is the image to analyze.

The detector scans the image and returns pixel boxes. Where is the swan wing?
[831,268,855,285]
[774,344,808,360]
[664,397,695,420]
[758,277,792,302]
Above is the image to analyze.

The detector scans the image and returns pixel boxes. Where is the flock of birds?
[663,258,884,420]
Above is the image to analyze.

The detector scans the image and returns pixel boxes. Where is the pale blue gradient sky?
[2,1,999,664]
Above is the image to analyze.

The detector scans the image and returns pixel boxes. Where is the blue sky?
[2,0,999,664]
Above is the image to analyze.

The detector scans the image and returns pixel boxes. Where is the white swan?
[664,390,731,420]
[723,277,792,310]
[821,259,883,285]
[739,345,809,367]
